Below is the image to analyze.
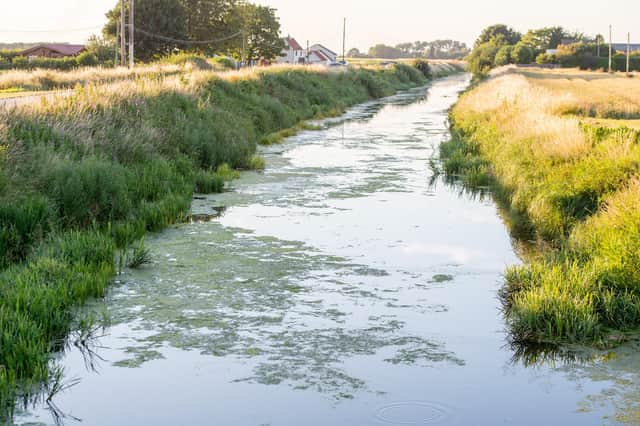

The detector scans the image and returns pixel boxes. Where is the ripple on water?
[375,401,450,425]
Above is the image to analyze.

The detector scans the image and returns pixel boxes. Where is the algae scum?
[17,74,640,425]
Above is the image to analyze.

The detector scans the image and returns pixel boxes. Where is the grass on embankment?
[0,62,435,419]
[0,53,236,93]
[439,68,640,345]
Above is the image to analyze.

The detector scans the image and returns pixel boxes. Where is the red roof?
[285,37,303,51]
[311,50,328,61]
[22,43,86,56]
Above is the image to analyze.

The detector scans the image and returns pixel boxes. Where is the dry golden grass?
[0,64,187,91]
[457,68,640,161]
[448,66,640,344]
[456,73,588,160]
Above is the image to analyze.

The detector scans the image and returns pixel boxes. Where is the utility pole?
[115,19,120,67]
[120,0,126,66]
[626,32,631,75]
[596,37,600,57]
[608,24,613,73]
[306,40,310,64]
[129,0,135,68]
[241,31,246,68]
[342,18,346,63]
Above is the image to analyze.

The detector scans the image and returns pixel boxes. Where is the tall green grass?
[0,63,436,420]
[440,72,640,346]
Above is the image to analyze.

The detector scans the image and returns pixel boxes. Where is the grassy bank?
[439,68,640,345]
[0,62,446,419]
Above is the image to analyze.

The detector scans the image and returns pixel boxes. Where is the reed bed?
[440,68,640,345]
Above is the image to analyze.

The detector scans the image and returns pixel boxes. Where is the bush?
[466,41,501,76]
[494,45,514,66]
[511,43,534,64]
[412,59,432,78]
[535,53,556,64]
[211,56,237,70]
[76,52,99,67]
[164,53,213,70]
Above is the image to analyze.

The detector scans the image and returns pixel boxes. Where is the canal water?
[17,74,640,425]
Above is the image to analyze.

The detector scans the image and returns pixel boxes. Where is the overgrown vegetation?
[466,24,639,77]
[439,68,640,345]
[0,62,441,420]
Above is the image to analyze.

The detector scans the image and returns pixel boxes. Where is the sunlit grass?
[441,68,640,344]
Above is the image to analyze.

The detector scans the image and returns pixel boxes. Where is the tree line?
[467,24,640,76]
[102,0,283,62]
[348,40,469,60]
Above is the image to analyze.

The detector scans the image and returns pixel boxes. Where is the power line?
[133,27,242,45]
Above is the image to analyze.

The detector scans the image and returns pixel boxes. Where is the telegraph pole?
[306,40,310,64]
[608,24,613,73]
[128,0,135,68]
[241,31,246,68]
[120,0,126,66]
[342,18,346,63]
[115,19,120,66]
[627,32,631,75]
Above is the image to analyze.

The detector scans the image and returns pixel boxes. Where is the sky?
[1,0,639,50]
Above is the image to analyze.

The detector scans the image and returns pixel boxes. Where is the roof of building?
[285,37,303,51]
[310,44,337,57]
[612,43,640,51]
[311,50,329,61]
[22,43,86,56]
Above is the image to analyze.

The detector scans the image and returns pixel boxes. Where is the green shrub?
[494,45,514,66]
[211,56,236,70]
[76,52,99,67]
[511,43,534,64]
[535,53,556,64]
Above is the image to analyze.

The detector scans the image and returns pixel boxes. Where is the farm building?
[309,44,338,63]
[21,43,86,58]
[277,36,306,64]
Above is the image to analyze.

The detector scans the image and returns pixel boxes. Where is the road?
[0,90,72,109]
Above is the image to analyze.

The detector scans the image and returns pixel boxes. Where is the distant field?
[442,67,640,345]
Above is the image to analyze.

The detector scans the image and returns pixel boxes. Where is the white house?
[308,50,332,65]
[277,36,306,64]
[309,44,338,63]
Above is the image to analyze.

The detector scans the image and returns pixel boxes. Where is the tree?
[236,3,283,62]
[368,44,407,59]
[104,0,188,61]
[475,24,521,47]
[466,41,501,76]
[182,0,239,54]
[494,45,514,66]
[520,27,565,54]
[511,43,534,64]
[347,48,366,58]
[86,35,116,63]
